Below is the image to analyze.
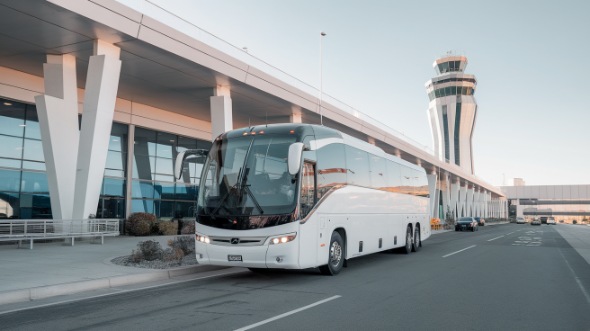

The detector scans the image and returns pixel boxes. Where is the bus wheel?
[319,231,344,275]
[412,226,421,252]
[401,226,412,255]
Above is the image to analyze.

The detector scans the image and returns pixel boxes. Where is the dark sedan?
[455,217,479,232]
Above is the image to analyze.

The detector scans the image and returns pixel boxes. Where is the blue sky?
[119,0,590,186]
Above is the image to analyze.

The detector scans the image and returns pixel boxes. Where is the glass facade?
[428,85,475,101]
[0,98,50,219]
[0,97,210,220]
[131,127,210,219]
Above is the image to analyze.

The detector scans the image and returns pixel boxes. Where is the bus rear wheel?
[400,225,413,254]
[412,226,421,252]
[319,231,344,276]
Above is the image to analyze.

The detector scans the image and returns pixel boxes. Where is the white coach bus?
[175,124,430,275]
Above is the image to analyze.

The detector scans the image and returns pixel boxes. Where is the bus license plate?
[228,255,243,262]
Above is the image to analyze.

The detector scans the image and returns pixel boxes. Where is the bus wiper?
[211,167,243,216]
[238,167,264,215]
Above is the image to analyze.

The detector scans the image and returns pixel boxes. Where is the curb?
[0,265,205,306]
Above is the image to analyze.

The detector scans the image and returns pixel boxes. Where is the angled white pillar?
[466,186,477,216]
[427,173,438,219]
[450,178,460,219]
[210,86,232,139]
[34,55,80,220]
[72,40,122,219]
[459,184,467,217]
[440,174,451,221]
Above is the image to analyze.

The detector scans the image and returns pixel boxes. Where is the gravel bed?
[110,254,198,269]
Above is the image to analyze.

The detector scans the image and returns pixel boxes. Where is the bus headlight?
[196,233,210,244]
[269,233,297,245]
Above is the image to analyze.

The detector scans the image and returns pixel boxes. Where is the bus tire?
[412,226,421,252]
[319,231,345,275]
[399,225,412,255]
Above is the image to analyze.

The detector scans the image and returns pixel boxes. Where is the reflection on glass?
[0,135,23,159]
[23,139,44,162]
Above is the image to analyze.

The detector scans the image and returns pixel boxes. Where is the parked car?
[516,217,526,224]
[531,219,541,226]
[474,217,485,226]
[547,217,556,225]
[455,217,479,232]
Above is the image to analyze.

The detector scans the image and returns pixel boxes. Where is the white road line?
[559,249,590,304]
[234,295,342,331]
[442,245,476,258]
[506,231,515,235]
[0,268,247,316]
[487,235,505,242]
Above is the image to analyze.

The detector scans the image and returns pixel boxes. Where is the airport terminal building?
[0,0,507,222]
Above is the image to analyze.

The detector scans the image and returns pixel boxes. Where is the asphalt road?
[2,223,589,331]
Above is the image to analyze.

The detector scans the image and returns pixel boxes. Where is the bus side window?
[300,161,316,218]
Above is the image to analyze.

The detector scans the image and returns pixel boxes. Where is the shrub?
[158,221,178,236]
[181,220,195,235]
[126,213,157,236]
[136,240,163,261]
[162,247,184,262]
[168,236,195,255]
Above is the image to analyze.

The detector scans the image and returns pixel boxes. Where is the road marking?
[487,235,504,241]
[506,231,515,235]
[559,249,590,304]
[442,245,476,258]
[234,295,342,331]
[0,268,247,316]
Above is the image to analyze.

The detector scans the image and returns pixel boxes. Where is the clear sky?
[118,0,590,187]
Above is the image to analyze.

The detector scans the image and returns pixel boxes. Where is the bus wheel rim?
[330,241,342,266]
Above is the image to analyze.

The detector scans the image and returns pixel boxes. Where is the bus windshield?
[197,134,298,228]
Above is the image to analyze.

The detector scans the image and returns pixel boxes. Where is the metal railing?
[0,219,120,249]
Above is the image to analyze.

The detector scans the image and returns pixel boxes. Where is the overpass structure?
[0,0,506,222]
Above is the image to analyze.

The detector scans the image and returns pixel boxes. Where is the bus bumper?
[196,236,300,269]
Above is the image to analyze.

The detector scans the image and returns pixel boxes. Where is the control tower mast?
[425,54,477,174]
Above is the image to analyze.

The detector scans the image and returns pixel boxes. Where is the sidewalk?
[0,235,206,306]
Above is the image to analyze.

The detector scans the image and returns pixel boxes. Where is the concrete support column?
[210,86,232,139]
[466,187,475,216]
[459,183,467,217]
[290,106,302,123]
[427,173,438,219]
[441,174,450,221]
[34,54,80,220]
[72,40,122,219]
[450,178,460,219]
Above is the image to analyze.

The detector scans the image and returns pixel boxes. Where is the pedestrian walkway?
[0,235,204,306]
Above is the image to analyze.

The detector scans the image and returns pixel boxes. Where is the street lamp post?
[319,31,326,125]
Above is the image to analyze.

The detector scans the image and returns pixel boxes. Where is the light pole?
[319,31,326,125]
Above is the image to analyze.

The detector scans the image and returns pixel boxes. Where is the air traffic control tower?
[425,55,477,174]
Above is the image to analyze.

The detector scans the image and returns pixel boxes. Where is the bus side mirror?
[288,142,304,176]
[174,149,208,180]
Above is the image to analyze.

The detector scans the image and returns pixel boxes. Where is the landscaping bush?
[126,212,157,236]
[162,247,184,262]
[168,236,195,255]
[128,237,195,264]
[180,220,195,234]
[158,221,178,235]
[134,240,163,261]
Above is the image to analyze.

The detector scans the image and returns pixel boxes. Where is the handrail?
[0,219,120,248]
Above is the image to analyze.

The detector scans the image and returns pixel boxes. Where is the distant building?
[501,185,590,224]
[425,55,477,174]
[514,178,526,186]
